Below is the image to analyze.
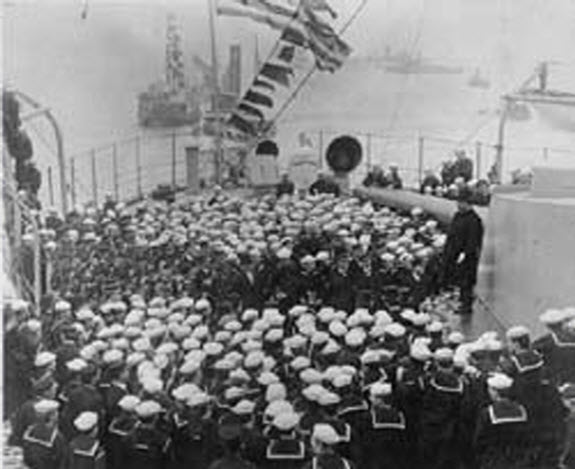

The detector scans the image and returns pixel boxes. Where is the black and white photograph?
[2,0,575,468]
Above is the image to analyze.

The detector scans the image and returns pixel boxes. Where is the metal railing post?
[136,136,142,198]
[112,143,119,200]
[70,158,76,208]
[417,135,425,185]
[475,141,482,179]
[366,133,372,169]
[171,132,177,188]
[47,166,54,207]
[91,150,98,206]
[318,130,324,169]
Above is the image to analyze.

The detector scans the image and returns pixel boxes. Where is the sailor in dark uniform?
[124,400,173,469]
[502,326,568,468]
[326,250,355,314]
[364,382,408,469]
[302,424,354,469]
[501,326,544,401]
[22,399,68,469]
[106,395,140,469]
[170,389,219,469]
[473,373,530,469]
[264,412,308,469]
[208,420,258,469]
[10,373,57,447]
[418,348,464,469]
[533,309,575,386]
[67,411,106,469]
[99,350,129,425]
[335,374,370,468]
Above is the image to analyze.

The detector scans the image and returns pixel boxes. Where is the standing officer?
[442,187,484,315]
[207,419,258,469]
[264,412,308,469]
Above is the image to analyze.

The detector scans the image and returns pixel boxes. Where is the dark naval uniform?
[442,207,484,314]
[533,332,575,386]
[364,405,408,469]
[302,454,354,469]
[337,397,371,468]
[264,434,307,469]
[208,454,258,469]
[418,371,464,469]
[67,434,106,469]
[22,422,68,469]
[124,421,173,469]
[473,399,529,469]
[171,413,219,469]
[106,412,139,469]
[9,396,40,446]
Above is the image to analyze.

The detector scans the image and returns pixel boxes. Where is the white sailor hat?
[232,399,255,416]
[229,368,251,383]
[487,373,513,390]
[34,399,60,415]
[135,400,162,418]
[265,400,293,419]
[302,384,325,401]
[506,326,531,340]
[142,378,163,394]
[257,371,280,386]
[427,321,443,333]
[242,309,259,322]
[184,314,203,327]
[288,305,308,318]
[265,329,284,343]
[195,298,211,311]
[66,358,88,373]
[539,308,566,326]
[203,342,224,356]
[312,424,340,445]
[434,347,454,362]
[133,337,153,352]
[345,329,365,347]
[290,356,311,371]
[224,320,243,332]
[273,412,300,431]
[447,331,465,345]
[360,350,381,365]
[187,392,211,408]
[300,368,324,385]
[266,383,287,402]
[329,321,347,337]
[103,349,124,366]
[76,308,95,321]
[179,360,201,375]
[126,352,146,368]
[172,384,199,402]
[384,323,406,338]
[74,411,98,432]
[118,395,141,412]
[24,319,42,334]
[323,366,341,382]
[55,300,71,312]
[311,331,330,346]
[333,374,353,389]
[369,382,392,397]
[317,391,341,407]
[35,351,56,368]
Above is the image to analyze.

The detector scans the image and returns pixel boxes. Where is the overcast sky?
[4,0,575,156]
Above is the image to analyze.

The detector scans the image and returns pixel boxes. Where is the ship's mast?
[208,0,223,185]
[166,14,186,94]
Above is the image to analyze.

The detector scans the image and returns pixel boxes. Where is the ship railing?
[35,128,575,211]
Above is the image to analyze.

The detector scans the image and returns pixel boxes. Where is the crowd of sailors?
[3,189,575,469]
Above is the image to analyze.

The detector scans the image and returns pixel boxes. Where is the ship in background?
[381,48,463,75]
[138,14,241,129]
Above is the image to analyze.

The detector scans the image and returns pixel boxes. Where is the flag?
[260,62,293,86]
[281,26,308,47]
[238,102,266,121]
[228,113,257,135]
[302,0,337,18]
[228,0,297,18]
[244,90,274,108]
[277,44,296,63]
[253,78,276,92]
[302,9,351,72]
